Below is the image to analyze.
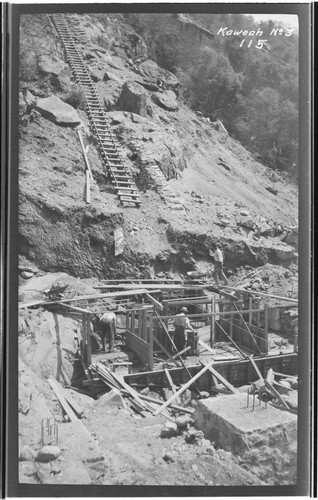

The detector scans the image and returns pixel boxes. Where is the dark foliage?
[125,13,298,177]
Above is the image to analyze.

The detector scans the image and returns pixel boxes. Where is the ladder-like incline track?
[50,13,140,208]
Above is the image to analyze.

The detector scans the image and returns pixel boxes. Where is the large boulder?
[38,55,68,77]
[152,90,179,111]
[138,59,180,90]
[35,96,81,126]
[24,90,37,109]
[19,92,27,117]
[117,81,147,117]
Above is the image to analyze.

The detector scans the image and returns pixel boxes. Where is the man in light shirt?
[209,244,229,286]
[173,307,196,357]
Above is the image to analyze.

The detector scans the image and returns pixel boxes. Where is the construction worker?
[173,307,196,357]
[92,312,116,353]
[209,244,229,286]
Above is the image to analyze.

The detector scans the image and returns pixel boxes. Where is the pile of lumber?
[91,363,177,422]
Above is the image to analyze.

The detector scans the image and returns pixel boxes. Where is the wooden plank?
[256,299,261,333]
[142,309,147,342]
[264,302,269,355]
[248,297,253,327]
[86,313,91,366]
[138,309,142,337]
[164,368,181,405]
[101,279,183,283]
[85,169,90,203]
[131,310,135,334]
[200,360,238,394]
[233,304,263,355]
[198,339,215,355]
[57,303,92,315]
[211,295,215,346]
[146,294,164,311]
[219,286,298,304]
[152,309,264,321]
[135,393,193,414]
[78,129,94,180]
[248,355,264,381]
[64,392,84,418]
[96,284,208,290]
[153,335,178,365]
[148,312,153,370]
[48,377,78,422]
[165,346,191,363]
[124,353,298,392]
[126,330,152,368]
[273,371,297,379]
[153,359,215,416]
[19,289,150,309]
[264,380,289,409]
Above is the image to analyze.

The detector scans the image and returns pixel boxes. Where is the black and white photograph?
[3,2,312,497]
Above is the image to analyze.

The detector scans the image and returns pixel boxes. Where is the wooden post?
[131,310,135,334]
[248,297,253,327]
[81,313,87,365]
[126,310,129,331]
[153,359,215,415]
[86,314,91,366]
[138,309,142,338]
[230,311,233,339]
[256,299,261,333]
[85,169,90,204]
[264,303,269,355]
[238,294,243,345]
[142,308,147,341]
[78,130,94,180]
[148,311,153,370]
[163,302,169,337]
[210,295,215,347]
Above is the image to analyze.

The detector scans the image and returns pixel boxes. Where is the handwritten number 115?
[240,39,268,49]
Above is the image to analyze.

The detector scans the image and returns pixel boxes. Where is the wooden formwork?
[125,305,154,370]
[124,353,298,391]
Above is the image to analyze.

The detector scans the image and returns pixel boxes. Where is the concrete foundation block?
[193,393,297,455]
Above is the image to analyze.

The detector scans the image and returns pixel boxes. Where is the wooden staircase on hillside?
[49,13,141,208]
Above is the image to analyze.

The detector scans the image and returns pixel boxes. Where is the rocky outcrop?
[19,92,27,117]
[138,59,180,91]
[152,90,179,111]
[35,96,81,126]
[24,90,37,109]
[117,81,147,116]
[38,55,68,76]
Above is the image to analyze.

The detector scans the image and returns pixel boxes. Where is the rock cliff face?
[18,13,298,280]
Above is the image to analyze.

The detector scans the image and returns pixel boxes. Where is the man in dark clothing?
[91,312,116,352]
[173,307,196,357]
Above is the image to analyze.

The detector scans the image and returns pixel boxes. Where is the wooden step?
[118,193,140,200]
[117,190,139,196]
[116,181,135,186]
[119,195,141,202]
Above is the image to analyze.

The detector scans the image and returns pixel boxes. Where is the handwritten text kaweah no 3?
[217,26,295,50]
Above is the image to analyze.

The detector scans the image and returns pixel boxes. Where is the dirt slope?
[19,13,298,279]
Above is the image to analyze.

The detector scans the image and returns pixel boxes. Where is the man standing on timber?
[209,243,229,285]
[173,307,196,357]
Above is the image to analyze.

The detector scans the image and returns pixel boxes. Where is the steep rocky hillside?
[18,13,298,282]
[17,13,299,488]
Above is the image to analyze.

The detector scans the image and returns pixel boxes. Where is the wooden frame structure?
[124,352,298,391]
[32,287,297,374]
[125,305,154,370]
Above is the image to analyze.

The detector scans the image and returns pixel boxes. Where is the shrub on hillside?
[19,47,39,82]
[63,85,86,110]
